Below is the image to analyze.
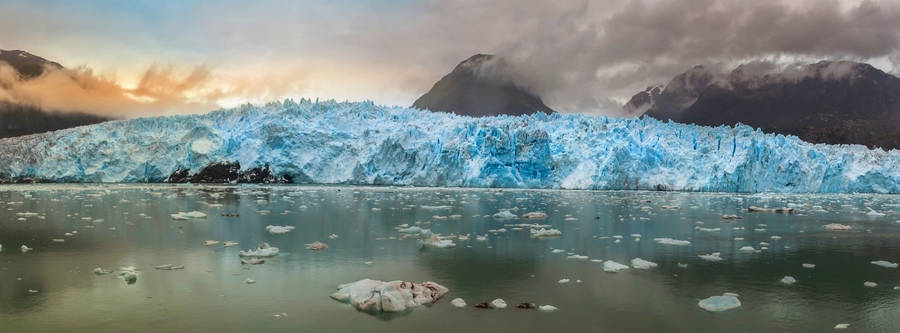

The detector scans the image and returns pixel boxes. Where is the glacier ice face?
[0,99,898,193]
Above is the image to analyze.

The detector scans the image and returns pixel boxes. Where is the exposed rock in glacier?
[330,278,448,313]
[0,99,897,193]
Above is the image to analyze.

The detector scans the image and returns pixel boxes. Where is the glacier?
[0,99,898,193]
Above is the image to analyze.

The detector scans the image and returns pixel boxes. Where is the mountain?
[0,49,111,138]
[413,54,555,117]
[1,99,896,193]
[625,61,900,150]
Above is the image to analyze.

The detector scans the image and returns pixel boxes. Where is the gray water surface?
[1,184,898,332]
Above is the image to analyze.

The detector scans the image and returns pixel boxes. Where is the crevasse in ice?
[0,99,898,193]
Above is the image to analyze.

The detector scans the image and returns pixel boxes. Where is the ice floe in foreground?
[698,294,742,312]
[330,279,448,313]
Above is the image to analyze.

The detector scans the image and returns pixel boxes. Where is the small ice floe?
[780,276,798,285]
[328,234,339,239]
[698,294,741,312]
[738,246,757,253]
[306,241,329,251]
[93,267,112,275]
[451,298,467,308]
[631,258,658,270]
[823,223,852,231]
[330,279,448,313]
[475,235,488,242]
[538,305,558,312]
[522,211,548,219]
[420,234,455,248]
[661,205,679,210]
[457,234,470,241]
[590,259,604,263]
[238,243,279,257]
[834,323,850,330]
[120,268,138,285]
[244,278,256,284]
[490,299,507,309]
[397,226,424,234]
[203,240,220,246]
[170,211,207,220]
[51,239,65,243]
[802,263,816,269]
[698,253,723,262]
[677,263,688,269]
[20,245,33,253]
[721,214,742,220]
[272,313,288,319]
[695,227,720,232]
[550,249,566,254]
[265,225,295,235]
[603,260,629,273]
[748,206,795,214]
[492,210,518,220]
[567,254,589,260]
[223,241,239,247]
[241,258,265,265]
[530,228,562,238]
[864,281,878,288]
[487,228,506,234]
[154,264,185,270]
[558,278,571,284]
[654,238,691,246]
[865,208,886,217]
[870,260,898,268]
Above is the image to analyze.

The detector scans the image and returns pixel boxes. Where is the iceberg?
[698,294,742,312]
[0,99,897,193]
[238,243,279,257]
[330,278,448,313]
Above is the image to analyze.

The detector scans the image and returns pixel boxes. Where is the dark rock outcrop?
[166,162,292,184]
[413,54,555,117]
[626,61,900,150]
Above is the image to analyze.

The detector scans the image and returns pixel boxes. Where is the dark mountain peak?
[628,60,900,149]
[0,49,63,79]
[412,54,555,117]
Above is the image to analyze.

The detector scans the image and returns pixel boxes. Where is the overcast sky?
[2,0,900,117]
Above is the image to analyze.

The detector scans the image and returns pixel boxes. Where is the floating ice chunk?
[834,323,850,329]
[558,278,571,284]
[654,238,691,246]
[244,278,256,284]
[802,263,816,269]
[20,245,32,253]
[241,258,265,265]
[866,208,886,217]
[203,240,219,246]
[864,281,877,287]
[698,294,741,312]
[590,259,604,263]
[475,235,488,242]
[239,243,280,257]
[781,276,797,285]
[522,211,548,219]
[677,263,688,269]
[871,260,898,268]
[567,254,588,260]
[330,279,448,313]
[223,241,239,247]
[722,214,742,220]
[492,210,518,220]
[823,223,852,231]
[748,206,795,214]
[306,241,329,250]
[420,234,455,248]
[699,252,723,262]
[739,246,757,253]
[695,227,720,232]
[328,234,339,239]
[451,298,466,308]
[490,299,507,309]
[538,305,558,312]
[631,258,658,269]
[397,226,424,234]
[266,225,296,234]
[154,264,184,270]
[51,239,64,243]
[171,211,207,220]
[120,269,138,285]
[93,267,112,275]
[603,260,629,273]
[531,228,562,238]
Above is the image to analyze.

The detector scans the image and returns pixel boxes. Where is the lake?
[0,184,898,332]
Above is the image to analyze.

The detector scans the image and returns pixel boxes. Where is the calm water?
[0,184,898,332]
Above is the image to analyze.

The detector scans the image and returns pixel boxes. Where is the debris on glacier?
[698,294,742,312]
[330,279,448,313]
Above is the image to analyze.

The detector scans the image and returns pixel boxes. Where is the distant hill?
[625,61,900,150]
[0,49,111,138]
[413,54,555,117]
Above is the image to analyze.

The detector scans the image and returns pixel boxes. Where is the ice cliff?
[0,99,898,193]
